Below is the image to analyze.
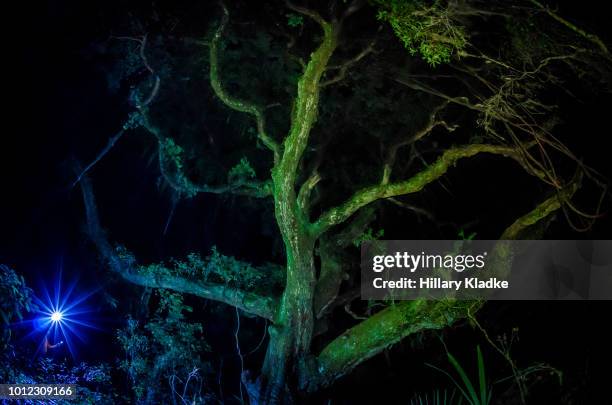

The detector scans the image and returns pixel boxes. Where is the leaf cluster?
[374,0,467,66]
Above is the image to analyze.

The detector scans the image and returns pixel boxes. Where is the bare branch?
[340,0,366,22]
[387,198,437,223]
[314,299,481,389]
[527,0,610,57]
[395,76,579,189]
[210,2,281,161]
[381,101,455,184]
[71,128,126,188]
[71,34,160,187]
[297,171,321,215]
[321,38,378,87]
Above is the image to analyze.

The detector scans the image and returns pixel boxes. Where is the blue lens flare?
[19,267,102,359]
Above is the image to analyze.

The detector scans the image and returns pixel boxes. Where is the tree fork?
[257,9,340,403]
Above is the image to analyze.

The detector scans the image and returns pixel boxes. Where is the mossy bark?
[257,19,339,404]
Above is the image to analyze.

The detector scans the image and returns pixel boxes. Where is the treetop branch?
[528,0,610,57]
[210,2,281,161]
[311,143,539,236]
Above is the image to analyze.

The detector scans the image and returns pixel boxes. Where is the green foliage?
[0,264,36,348]
[57,363,116,403]
[428,346,492,405]
[228,156,256,183]
[374,0,467,66]
[161,137,186,171]
[138,247,283,292]
[117,291,210,403]
[116,245,137,266]
[458,228,476,241]
[122,111,144,131]
[159,137,200,198]
[352,227,385,247]
[286,13,304,27]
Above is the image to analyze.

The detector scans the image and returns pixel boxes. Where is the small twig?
[71,128,125,188]
[321,37,378,87]
[234,307,245,404]
[344,302,367,320]
[246,319,269,356]
[528,0,610,57]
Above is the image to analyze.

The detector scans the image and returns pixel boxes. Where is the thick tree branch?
[258,12,340,395]
[501,173,581,239]
[77,170,278,320]
[311,143,539,236]
[314,300,480,389]
[314,207,376,318]
[313,180,579,388]
[271,7,337,227]
[210,2,281,161]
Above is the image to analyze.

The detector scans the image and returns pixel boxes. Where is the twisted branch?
[210,2,281,161]
[311,143,539,236]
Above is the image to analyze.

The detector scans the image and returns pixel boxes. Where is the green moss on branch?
[209,2,280,159]
[315,300,478,388]
[311,143,533,236]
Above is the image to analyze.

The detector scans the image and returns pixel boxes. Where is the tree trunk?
[259,213,316,403]
[250,16,338,403]
[249,156,316,404]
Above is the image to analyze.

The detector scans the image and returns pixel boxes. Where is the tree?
[75,0,610,403]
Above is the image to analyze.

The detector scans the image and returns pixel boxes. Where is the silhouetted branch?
[321,38,378,87]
